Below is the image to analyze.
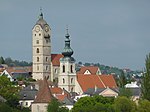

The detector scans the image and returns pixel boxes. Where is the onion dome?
[62,30,74,57]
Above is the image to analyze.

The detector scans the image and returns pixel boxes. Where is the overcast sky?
[0,0,150,70]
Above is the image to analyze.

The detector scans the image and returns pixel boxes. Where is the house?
[77,66,101,75]
[1,67,32,81]
[31,77,55,112]
[76,74,118,95]
[19,85,38,108]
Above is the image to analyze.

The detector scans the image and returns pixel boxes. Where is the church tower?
[58,29,76,92]
[32,12,51,80]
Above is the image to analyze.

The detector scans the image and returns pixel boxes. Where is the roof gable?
[34,77,54,103]
[51,54,63,66]
[99,88,118,97]
[77,66,100,75]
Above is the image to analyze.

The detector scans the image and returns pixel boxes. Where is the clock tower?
[32,12,51,80]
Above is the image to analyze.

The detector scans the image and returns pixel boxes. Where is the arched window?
[63,78,65,84]
[46,57,48,62]
[37,57,39,62]
[36,48,39,53]
[46,66,48,71]
[37,66,39,71]
[71,87,74,92]
[71,65,73,73]
[63,65,65,73]
[71,78,73,83]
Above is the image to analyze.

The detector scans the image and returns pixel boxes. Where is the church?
[32,11,118,94]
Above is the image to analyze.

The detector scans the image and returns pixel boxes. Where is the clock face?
[35,26,40,32]
[45,26,49,32]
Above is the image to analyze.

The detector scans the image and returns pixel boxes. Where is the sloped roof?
[77,74,117,92]
[51,54,63,66]
[51,87,63,94]
[77,66,99,74]
[34,77,54,103]
[19,85,38,100]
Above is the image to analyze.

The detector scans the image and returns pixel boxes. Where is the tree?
[0,76,20,107]
[119,88,132,98]
[113,96,136,112]
[119,70,127,88]
[0,56,5,64]
[47,99,69,112]
[141,53,150,101]
[72,95,114,112]
[137,100,150,112]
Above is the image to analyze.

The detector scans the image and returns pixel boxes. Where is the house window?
[63,78,65,84]
[36,40,39,44]
[71,78,73,83]
[37,57,39,62]
[71,65,73,73]
[63,65,65,73]
[36,48,39,53]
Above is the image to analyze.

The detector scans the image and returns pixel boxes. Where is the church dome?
[36,13,48,28]
[62,32,74,57]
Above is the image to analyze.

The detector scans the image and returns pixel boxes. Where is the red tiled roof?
[51,54,63,66]
[51,87,63,94]
[77,74,117,92]
[77,66,99,74]
[34,77,54,103]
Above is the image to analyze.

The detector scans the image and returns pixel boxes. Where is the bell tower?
[32,11,51,80]
[58,29,76,92]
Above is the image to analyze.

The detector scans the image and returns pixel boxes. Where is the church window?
[36,48,39,53]
[71,87,73,92]
[71,65,73,73]
[35,34,36,36]
[55,69,57,74]
[71,78,73,83]
[37,66,39,71]
[46,66,48,71]
[63,78,65,84]
[39,33,41,36]
[63,65,65,73]
[46,39,49,43]
[46,57,48,62]
[36,40,39,44]
[37,57,39,62]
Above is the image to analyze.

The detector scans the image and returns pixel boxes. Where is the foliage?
[0,56,5,64]
[0,102,12,112]
[137,100,150,112]
[4,57,32,67]
[72,95,114,112]
[47,98,69,112]
[0,76,20,108]
[141,53,150,101]
[119,88,132,98]
[113,96,136,112]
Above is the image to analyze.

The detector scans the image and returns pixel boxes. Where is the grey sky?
[0,0,150,70]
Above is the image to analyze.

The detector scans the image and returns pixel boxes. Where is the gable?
[99,88,118,97]
[84,70,91,74]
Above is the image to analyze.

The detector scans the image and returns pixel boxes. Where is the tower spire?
[39,7,43,19]
[62,27,73,57]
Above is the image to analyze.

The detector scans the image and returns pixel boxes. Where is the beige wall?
[31,103,48,112]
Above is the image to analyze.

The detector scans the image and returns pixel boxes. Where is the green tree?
[0,102,12,112]
[72,95,114,112]
[141,53,150,101]
[47,99,69,112]
[0,76,20,108]
[113,96,136,112]
[0,56,5,64]
[119,88,132,98]
[119,70,127,88]
[137,100,150,112]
